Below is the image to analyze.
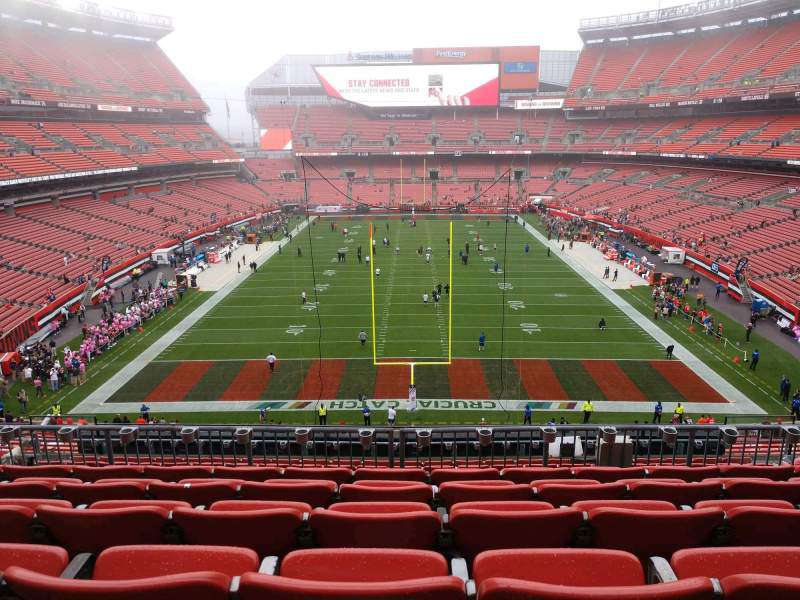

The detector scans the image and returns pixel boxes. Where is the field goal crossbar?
[369,221,454,385]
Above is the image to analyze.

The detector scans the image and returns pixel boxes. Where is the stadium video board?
[314,63,499,108]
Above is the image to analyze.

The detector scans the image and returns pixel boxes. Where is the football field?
[98,215,741,411]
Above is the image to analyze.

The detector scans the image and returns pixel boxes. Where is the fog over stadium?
[89,0,689,142]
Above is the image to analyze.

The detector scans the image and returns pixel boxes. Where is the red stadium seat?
[354,468,428,482]
[717,465,794,481]
[13,478,82,486]
[534,482,627,506]
[671,547,800,579]
[628,481,723,506]
[646,466,720,482]
[438,482,531,509]
[0,499,71,510]
[0,543,69,576]
[73,466,145,482]
[572,467,647,482]
[213,466,282,481]
[725,480,800,504]
[573,500,677,511]
[473,548,644,586]
[720,574,800,600]
[326,501,432,513]
[240,480,336,507]
[339,481,433,503]
[587,507,726,559]
[238,571,466,600]
[35,506,170,554]
[449,506,583,558]
[0,506,35,543]
[89,500,192,510]
[171,506,303,556]
[55,482,148,505]
[4,568,231,600]
[309,504,441,549]
[725,507,800,546]
[430,468,499,485]
[694,499,795,510]
[500,467,573,483]
[209,500,312,513]
[92,544,258,579]
[0,483,54,499]
[148,482,239,506]
[449,501,554,512]
[141,466,213,482]
[2,466,74,480]
[472,548,717,600]
[278,548,449,580]
[283,467,352,485]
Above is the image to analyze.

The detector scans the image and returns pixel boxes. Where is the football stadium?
[1,0,800,596]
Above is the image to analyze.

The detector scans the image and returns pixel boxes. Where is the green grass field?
[160,217,661,362]
[94,215,744,414]
[12,213,790,425]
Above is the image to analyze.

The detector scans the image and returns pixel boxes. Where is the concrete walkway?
[519,217,763,415]
[72,218,313,414]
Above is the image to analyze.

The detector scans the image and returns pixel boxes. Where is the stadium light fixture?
[541,426,558,444]
[719,426,739,446]
[118,426,138,445]
[477,427,493,447]
[782,425,800,446]
[234,427,252,445]
[416,429,432,448]
[660,426,678,446]
[57,426,78,443]
[359,428,375,450]
[294,428,311,445]
[180,427,198,445]
[0,425,20,444]
[600,426,617,445]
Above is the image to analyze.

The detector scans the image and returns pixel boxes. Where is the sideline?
[72,218,314,414]
[520,216,763,415]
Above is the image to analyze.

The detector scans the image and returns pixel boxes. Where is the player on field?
[301,290,307,304]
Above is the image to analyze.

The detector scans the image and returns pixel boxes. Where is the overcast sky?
[93,0,687,141]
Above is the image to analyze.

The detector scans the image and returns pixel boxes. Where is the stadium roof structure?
[0,0,174,40]
[579,0,800,41]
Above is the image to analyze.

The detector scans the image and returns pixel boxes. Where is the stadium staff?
[318,404,327,425]
[582,400,593,424]
[674,402,685,423]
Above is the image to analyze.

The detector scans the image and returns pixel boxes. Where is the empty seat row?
[2,500,800,561]
[3,543,800,600]
[4,463,796,484]
[4,476,799,509]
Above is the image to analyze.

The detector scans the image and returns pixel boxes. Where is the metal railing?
[2,424,798,469]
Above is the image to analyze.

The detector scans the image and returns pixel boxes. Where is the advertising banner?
[314,63,499,107]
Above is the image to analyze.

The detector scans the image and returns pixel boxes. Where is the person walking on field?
[612,269,618,282]
[652,401,663,424]
[359,329,367,347]
[780,375,791,404]
[362,401,371,426]
[582,400,594,424]
[749,349,760,371]
[598,317,606,332]
[387,406,397,426]
[317,404,327,425]
[301,290,307,305]
[478,331,486,351]
[266,352,277,373]
[523,403,532,425]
